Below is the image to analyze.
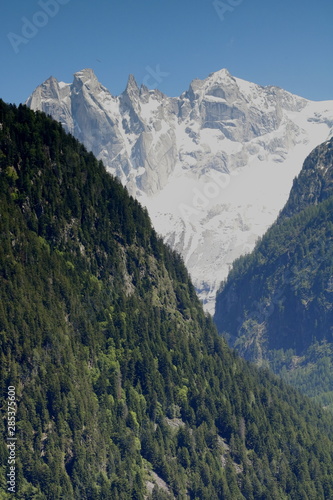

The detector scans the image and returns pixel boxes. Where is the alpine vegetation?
[1,101,333,498]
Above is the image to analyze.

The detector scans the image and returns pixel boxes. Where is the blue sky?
[1,0,333,104]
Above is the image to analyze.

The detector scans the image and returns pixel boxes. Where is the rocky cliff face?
[27,68,333,312]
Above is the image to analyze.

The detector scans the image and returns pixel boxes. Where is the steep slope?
[278,138,333,219]
[214,138,333,407]
[0,101,333,500]
[2,102,333,499]
[26,69,333,312]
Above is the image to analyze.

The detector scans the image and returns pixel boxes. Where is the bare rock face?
[27,76,73,132]
[27,68,333,312]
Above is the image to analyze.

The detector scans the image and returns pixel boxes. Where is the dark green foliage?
[214,137,333,406]
[279,137,333,220]
[1,101,333,498]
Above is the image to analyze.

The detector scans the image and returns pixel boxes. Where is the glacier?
[26,68,333,313]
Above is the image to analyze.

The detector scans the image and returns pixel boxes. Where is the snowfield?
[27,68,333,313]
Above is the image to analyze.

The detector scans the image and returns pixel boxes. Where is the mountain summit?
[27,69,333,312]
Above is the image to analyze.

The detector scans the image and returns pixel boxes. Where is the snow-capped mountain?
[27,68,333,313]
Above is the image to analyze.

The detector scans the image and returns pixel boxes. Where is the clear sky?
[1,0,333,105]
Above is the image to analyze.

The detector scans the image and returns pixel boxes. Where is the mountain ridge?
[27,68,333,312]
[214,136,333,407]
[278,138,333,220]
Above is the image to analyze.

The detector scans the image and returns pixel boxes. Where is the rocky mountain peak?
[74,68,98,84]
[26,76,59,106]
[26,69,333,312]
[125,74,139,93]
[72,68,103,96]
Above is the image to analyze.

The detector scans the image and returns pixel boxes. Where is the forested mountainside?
[214,138,333,409]
[2,102,333,499]
[278,138,333,220]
